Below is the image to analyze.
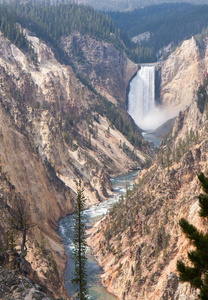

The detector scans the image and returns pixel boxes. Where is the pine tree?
[9,194,35,273]
[72,180,88,300]
[177,172,208,300]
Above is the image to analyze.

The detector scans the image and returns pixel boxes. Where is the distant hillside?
[4,1,208,63]
[76,0,208,12]
[2,1,123,60]
[108,3,208,59]
[0,1,156,63]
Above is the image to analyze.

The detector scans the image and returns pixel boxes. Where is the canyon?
[87,37,208,299]
[0,27,147,299]
[0,13,208,300]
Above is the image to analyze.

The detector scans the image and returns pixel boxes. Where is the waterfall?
[128,65,161,131]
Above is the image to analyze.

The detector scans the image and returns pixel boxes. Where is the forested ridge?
[72,0,208,12]
[0,0,125,63]
[0,0,156,63]
[108,3,208,59]
[0,5,38,63]
[1,2,208,64]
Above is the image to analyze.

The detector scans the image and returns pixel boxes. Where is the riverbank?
[58,171,139,299]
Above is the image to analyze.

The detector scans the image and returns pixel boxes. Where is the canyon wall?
[0,29,148,298]
[87,36,208,299]
[62,32,138,105]
[88,87,207,300]
[157,37,207,121]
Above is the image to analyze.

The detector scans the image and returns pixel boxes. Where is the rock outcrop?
[156,36,207,122]
[62,32,138,105]
[0,265,53,300]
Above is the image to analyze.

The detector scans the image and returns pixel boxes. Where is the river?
[58,171,139,299]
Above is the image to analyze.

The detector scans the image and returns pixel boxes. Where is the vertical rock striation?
[61,32,138,105]
[87,35,208,299]
[157,37,204,119]
[0,28,148,298]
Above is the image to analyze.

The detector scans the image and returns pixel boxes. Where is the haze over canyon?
[75,0,208,11]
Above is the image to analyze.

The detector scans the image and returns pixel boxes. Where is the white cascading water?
[128,65,167,131]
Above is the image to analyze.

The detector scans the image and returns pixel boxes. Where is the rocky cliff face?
[62,32,138,105]
[0,28,148,298]
[88,96,207,300]
[157,37,207,122]
[0,265,53,300]
[87,36,208,299]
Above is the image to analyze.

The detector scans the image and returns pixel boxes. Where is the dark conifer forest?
[108,3,208,60]
[1,1,208,63]
[0,1,126,63]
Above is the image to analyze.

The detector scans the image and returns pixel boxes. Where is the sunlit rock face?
[128,37,206,132]
[88,95,206,300]
[87,35,208,300]
[158,37,204,118]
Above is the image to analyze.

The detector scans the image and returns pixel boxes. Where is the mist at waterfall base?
[128,66,172,134]
[58,171,139,300]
